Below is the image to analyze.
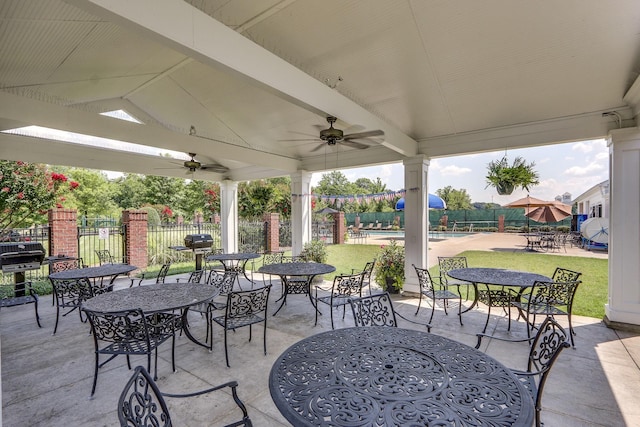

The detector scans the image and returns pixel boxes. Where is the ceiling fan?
[180,153,228,174]
[289,116,384,152]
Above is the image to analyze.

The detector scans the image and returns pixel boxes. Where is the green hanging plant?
[485,156,539,195]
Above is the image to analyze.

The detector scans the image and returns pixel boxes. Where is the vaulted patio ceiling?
[1,0,639,182]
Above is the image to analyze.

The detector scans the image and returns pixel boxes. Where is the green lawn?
[139,244,609,320]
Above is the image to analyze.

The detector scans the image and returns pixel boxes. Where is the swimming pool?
[366,231,478,239]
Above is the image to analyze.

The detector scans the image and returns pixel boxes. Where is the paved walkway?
[1,233,637,427]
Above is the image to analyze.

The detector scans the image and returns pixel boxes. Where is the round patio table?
[205,252,260,286]
[269,326,534,427]
[82,282,218,349]
[49,263,136,281]
[258,262,335,316]
[448,267,551,332]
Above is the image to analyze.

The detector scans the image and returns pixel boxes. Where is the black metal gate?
[78,224,126,267]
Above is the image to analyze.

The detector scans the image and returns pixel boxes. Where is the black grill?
[0,242,46,273]
[184,234,213,253]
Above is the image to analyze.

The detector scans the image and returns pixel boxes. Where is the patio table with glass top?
[269,326,534,427]
[81,282,218,349]
[257,262,335,316]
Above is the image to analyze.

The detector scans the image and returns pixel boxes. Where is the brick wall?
[264,212,280,252]
[333,212,346,244]
[48,209,78,258]
[122,210,148,271]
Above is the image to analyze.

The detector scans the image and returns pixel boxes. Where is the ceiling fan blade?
[200,164,229,173]
[340,140,369,149]
[343,129,384,140]
[279,138,320,142]
[310,142,327,152]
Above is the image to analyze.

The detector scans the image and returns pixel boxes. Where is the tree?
[0,160,77,231]
[113,174,147,209]
[65,168,118,217]
[436,186,473,210]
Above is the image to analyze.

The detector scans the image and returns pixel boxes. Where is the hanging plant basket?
[486,156,539,195]
[496,182,515,195]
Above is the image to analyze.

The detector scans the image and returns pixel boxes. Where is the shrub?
[300,239,328,263]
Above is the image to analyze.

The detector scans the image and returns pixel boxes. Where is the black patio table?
[49,263,136,284]
[257,262,335,316]
[81,282,218,349]
[205,252,260,286]
[448,267,551,331]
[269,326,534,427]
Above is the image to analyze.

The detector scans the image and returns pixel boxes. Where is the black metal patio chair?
[413,264,463,325]
[475,316,571,427]
[130,262,171,287]
[511,279,582,346]
[438,256,472,299]
[49,276,94,334]
[211,285,271,367]
[349,292,431,332]
[118,365,252,427]
[84,307,179,397]
[351,259,375,296]
[313,273,365,329]
[95,249,116,265]
[0,281,41,327]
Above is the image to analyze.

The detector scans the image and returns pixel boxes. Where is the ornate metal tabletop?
[447,267,550,287]
[258,262,336,316]
[258,262,335,277]
[81,282,217,314]
[270,326,534,427]
[49,263,136,280]
[205,252,261,262]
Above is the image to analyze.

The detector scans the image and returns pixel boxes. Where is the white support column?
[220,180,238,254]
[605,128,640,328]
[402,156,430,294]
[291,171,312,256]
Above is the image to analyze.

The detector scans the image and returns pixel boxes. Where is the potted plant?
[373,240,405,292]
[485,156,540,195]
[300,239,329,282]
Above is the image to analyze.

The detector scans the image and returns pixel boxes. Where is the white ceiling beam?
[418,108,632,158]
[0,91,300,172]
[69,0,418,157]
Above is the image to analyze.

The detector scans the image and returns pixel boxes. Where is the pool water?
[366,231,478,239]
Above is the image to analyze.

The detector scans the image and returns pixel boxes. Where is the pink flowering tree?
[0,160,79,232]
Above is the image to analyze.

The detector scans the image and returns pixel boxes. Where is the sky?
[313,138,609,204]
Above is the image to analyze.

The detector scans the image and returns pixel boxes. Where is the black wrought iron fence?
[279,221,292,248]
[147,222,222,266]
[78,225,125,266]
[312,220,334,243]
[239,220,265,253]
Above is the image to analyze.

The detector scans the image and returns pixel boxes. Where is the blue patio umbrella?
[395,194,446,210]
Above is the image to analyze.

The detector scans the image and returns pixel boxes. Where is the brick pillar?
[48,208,78,258]
[122,210,148,271]
[498,215,505,232]
[333,212,346,244]
[264,212,280,252]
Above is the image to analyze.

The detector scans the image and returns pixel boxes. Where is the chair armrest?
[394,309,432,333]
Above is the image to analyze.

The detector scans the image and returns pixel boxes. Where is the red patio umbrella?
[525,202,572,223]
[505,196,566,229]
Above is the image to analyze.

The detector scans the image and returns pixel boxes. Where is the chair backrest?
[208,270,238,295]
[156,263,171,284]
[438,256,468,284]
[85,308,150,347]
[551,267,582,282]
[361,260,375,280]
[349,292,398,327]
[331,273,365,297]
[262,251,284,266]
[118,365,171,427]
[50,258,86,273]
[50,276,94,308]
[186,269,205,284]
[95,250,115,265]
[527,280,582,310]
[225,285,271,321]
[412,264,435,293]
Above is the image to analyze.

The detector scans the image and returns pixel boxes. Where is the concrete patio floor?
[1,233,638,426]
